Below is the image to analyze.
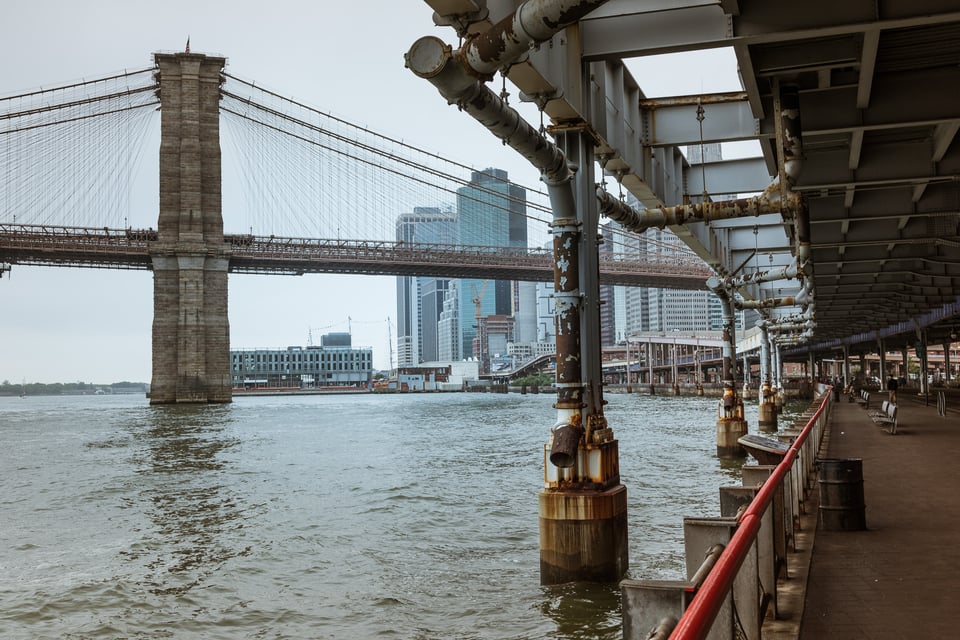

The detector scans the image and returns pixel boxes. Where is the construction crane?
[471,280,490,320]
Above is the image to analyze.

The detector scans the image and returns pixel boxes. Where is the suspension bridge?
[0,50,710,403]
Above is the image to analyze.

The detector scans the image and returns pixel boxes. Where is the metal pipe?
[406,36,568,181]
[734,295,797,310]
[724,260,799,289]
[597,183,795,234]
[407,10,600,444]
[718,295,736,386]
[769,321,814,332]
[646,617,679,640]
[549,182,584,418]
[687,544,726,589]
[760,325,771,387]
[774,343,783,389]
[770,310,814,326]
[671,392,831,639]
[707,275,738,388]
[780,84,804,188]
[463,0,610,78]
[780,83,813,289]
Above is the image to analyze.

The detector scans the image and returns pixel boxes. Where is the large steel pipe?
[406,36,567,181]
[463,0,610,78]
[596,183,794,234]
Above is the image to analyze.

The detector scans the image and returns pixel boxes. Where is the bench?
[869,400,898,434]
[854,389,870,408]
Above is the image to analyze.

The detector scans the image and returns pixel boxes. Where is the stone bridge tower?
[149,52,231,403]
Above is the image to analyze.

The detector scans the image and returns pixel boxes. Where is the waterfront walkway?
[795,389,960,638]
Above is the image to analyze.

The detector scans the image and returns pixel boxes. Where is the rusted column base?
[716,418,748,457]
[539,485,629,584]
[758,402,778,431]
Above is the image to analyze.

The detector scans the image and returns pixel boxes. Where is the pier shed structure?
[410,0,960,585]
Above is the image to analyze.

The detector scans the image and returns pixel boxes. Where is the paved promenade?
[798,389,960,638]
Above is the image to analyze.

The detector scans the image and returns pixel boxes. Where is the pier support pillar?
[758,399,778,432]
[717,417,748,457]
[717,383,748,457]
[150,52,232,404]
[539,483,629,584]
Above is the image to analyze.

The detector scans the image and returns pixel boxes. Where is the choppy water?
[0,391,804,639]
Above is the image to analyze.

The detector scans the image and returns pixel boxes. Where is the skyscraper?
[395,207,456,366]
[456,168,528,360]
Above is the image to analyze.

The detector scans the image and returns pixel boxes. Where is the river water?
[0,391,804,639]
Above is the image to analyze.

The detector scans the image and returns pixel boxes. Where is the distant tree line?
[513,373,554,387]
[0,380,148,396]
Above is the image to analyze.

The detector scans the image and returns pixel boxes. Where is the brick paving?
[798,390,960,638]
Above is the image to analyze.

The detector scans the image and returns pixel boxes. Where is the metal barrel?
[817,458,866,531]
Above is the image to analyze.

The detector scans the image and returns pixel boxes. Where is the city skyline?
[0,1,745,383]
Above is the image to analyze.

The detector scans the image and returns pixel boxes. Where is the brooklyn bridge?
[0,51,709,403]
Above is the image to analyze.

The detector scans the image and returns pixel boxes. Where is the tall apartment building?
[395,170,539,368]
[437,280,460,362]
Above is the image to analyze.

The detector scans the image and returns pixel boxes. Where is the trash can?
[817,458,866,531]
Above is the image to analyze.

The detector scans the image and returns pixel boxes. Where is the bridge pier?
[149,52,232,404]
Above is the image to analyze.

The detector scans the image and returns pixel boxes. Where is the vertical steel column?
[625,339,631,389]
[759,325,777,430]
[648,339,655,394]
[741,351,752,400]
[673,341,681,395]
[918,330,929,398]
[538,124,628,586]
[406,9,629,582]
[774,343,785,409]
[944,342,952,384]
[716,294,747,456]
[842,344,851,388]
[878,338,887,384]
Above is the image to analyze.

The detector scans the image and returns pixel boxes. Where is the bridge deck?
[771,389,960,638]
[0,224,713,289]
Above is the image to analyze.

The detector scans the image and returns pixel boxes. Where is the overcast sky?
[0,0,744,384]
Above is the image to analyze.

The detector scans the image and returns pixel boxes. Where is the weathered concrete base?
[150,255,232,404]
[716,418,748,457]
[539,485,629,584]
[758,401,778,431]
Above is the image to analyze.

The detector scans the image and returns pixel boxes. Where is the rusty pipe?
[597,182,796,234]
[463,0,611,78]
[645,617,679,640]
[780,84,803,188]
[724,259,799,289]
[734,295,797,310]
[761,324,771,387]
[716,293,737,386]
[406,36,568,181]
[549,419,582,468]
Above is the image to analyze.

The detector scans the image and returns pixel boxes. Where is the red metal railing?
[669,390,832,639]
